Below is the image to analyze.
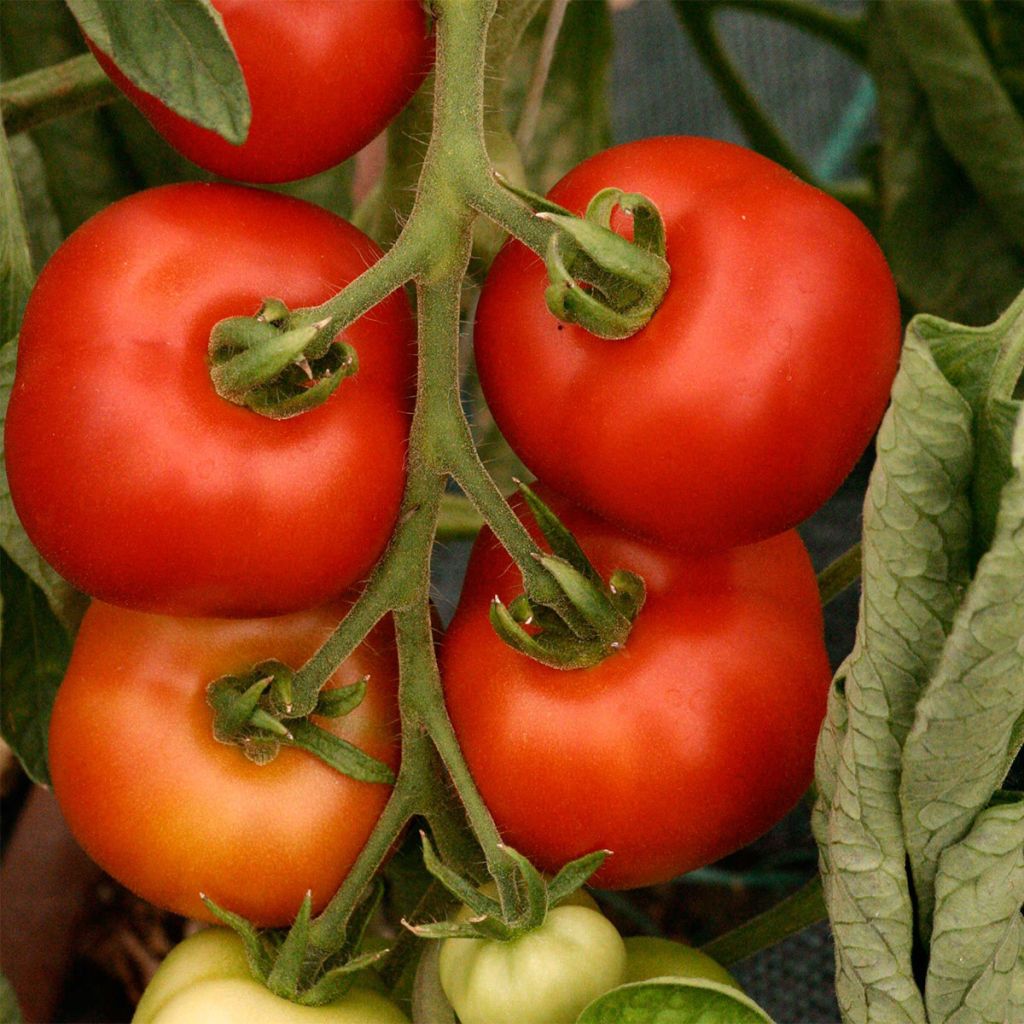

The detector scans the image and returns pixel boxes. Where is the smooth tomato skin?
[622,937,739,990]
[441,486,831,889]
[475,136,902,551]
[439,904,626,1024]
[49,600,400,926]
[5,184,414,618]
[133,929,409,1023]
[87,0,433,184]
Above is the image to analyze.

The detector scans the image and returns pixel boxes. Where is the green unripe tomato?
[439,903,626,1024]
[133,928,408,1024]
[622,936,740,989]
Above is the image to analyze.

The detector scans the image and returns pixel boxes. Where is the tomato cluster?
[4,0,424,949]
[443,136,901,888]
[5,6,901,1017]
[442,485,832,888]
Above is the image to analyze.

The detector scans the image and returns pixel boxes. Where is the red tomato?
[441,486,831,889]
[48,599,400,926]
[474,137,902,552]
[85,0,433,184]
[5,183,413,617]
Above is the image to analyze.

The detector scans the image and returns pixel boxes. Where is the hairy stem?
[301,0,534,952]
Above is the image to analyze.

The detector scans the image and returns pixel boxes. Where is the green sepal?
[208,297,358,420]
[494,171,573,218]
[211,319,329,399]
[404,917,511,941]
[296,950,386,1007]
[206,662,392,782]
[517,480,602,587]
[314,678,369,718]
[546,849,610,907]
[243,342,357,421]
[420,832,503,920]
[585,188,667,256]
[406,837,610,943]
[287,719,395,785]
[249,708,292,739]
[497,844,548,929]
[207,673,273,744]
[265,891,312,1000]
[200,894,275,979]
[537,554,630,644]
[608,569,646,620]
[539,208,670,341]
[490,482,647,670]
[489,598,612,670]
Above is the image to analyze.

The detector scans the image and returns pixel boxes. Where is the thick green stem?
[818,542,862,606]
[436,493,483,541]
[470,173,555,256]
[701,873,826,965]
[0,53,117,135]
[298,0,531,953]
[290,237,428,338]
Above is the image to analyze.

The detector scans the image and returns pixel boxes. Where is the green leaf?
[914,245,1024,553]
[506,0,613,192]
[813,329,977,1023]
[0,972,23,1023]
[884,0,1024,246]
[1,128,33,344]
[900,411,1024,941]
[924,795,1024,1024]
[0,0,138,234]
[576,978,774,1024]
[66,0,250,145]
[0,553,71,787]
[870,3,1024,325]
[546,849,609,909]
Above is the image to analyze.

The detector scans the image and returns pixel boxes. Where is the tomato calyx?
[209,297,359,419]
[491,482,646,669]
[201,884,388,1007]
[206,661,395,784]
[499,177,670,339]
[406,833,608,942]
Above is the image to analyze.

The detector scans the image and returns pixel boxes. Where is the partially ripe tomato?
[86,0,434,184]
[622,937,739,989]
[49,600,400,926]
[133,928,409,1023]
[439,891,626,1024]
[475,136,902,551]
[5,184,414,617]
[441,485,831,888]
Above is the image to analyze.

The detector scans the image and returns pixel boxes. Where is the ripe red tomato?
[474,136,902,552]
[85,0,433,184]
[441,486,831,889]
[5,183,414,618]
[48,599,400,926]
